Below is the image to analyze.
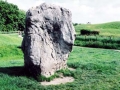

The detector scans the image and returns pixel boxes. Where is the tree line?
[0,0,25,32]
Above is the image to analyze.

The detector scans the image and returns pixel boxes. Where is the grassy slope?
[0,34,23,65]
[0,34,22,45]
[75,21,120,36]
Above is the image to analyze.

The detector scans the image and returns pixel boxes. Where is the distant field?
[75,21,120,36]
[74,21,120,49]
[0,34,22,45]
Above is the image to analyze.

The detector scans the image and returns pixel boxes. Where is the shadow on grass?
[0,66,30,76]
[0,66,42,81]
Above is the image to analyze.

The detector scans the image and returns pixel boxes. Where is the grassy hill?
[74,21,120,49]
[0,34,22,46]
[0,34,23,62]
[75,21,120,36]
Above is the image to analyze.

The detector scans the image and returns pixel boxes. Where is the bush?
[80,29,100,35]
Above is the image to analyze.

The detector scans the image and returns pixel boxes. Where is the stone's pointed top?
[29,3,57,11]
[31,3,65,9]
[22,3,75,78]
[40,3,53,7]
[28,3,71,17]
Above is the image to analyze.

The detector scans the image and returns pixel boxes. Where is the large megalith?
[22,3,76,78]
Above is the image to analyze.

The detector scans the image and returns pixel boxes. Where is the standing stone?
[22,3,76,77]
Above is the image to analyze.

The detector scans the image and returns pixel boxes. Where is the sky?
[7,0,120,24]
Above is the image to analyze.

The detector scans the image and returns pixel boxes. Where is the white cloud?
[7,0,120,24]
[33,0,44,7]
[44,0,95,23]
[7,0,36,10]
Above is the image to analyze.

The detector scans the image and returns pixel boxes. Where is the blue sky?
[7,0,120,24]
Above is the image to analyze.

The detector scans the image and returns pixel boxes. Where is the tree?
[18,10,25,31]
[73,23,78,26]
[0,0,25,32]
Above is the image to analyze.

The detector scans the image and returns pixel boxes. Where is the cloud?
[7,0,120,24]
[41,0,95,23]
[33,0,45,7]
[7,0,36,10]
[93,4,120,23]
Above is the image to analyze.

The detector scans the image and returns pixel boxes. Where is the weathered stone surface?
[22,3,76,77]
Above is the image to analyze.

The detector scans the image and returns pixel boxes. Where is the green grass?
[95,21,120,29]
[75,21,120,49]
[0,31,120,89]
[75,35,120,49]
[0,46,120,90]
[75,21,120,36]
[0,34,23,60]
[0,34,22,45]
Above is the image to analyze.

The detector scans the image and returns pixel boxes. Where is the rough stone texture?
[22,3,76,77]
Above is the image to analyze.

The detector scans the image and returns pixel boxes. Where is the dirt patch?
[68,67,76,71]
[41,77,74,86]
[114,50,120,52]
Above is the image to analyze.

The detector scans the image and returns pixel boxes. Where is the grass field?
[75,35,120,49]
[75,21,120,36]
[0,34,22,45]
[0,34,23,62]
[74,21,120,49]
[0,33,120,90]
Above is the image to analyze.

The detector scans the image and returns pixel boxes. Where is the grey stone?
[22,3,76,77]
